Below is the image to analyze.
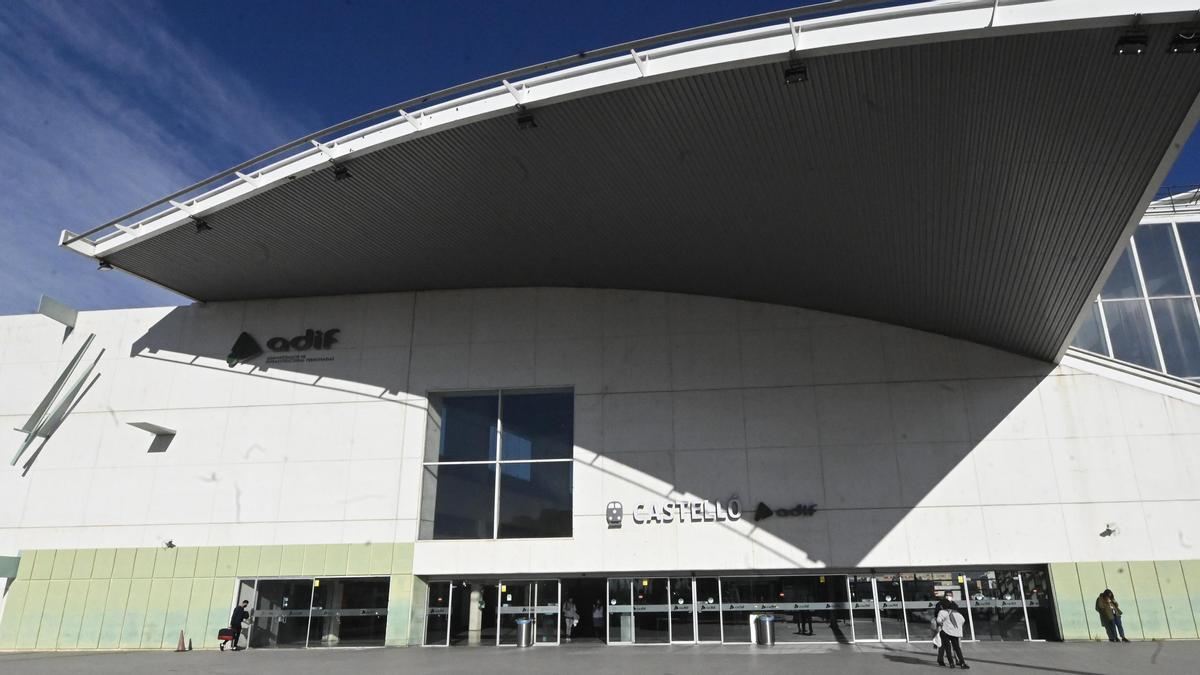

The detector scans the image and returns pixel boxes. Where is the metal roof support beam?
[399,109,424,131]
[234,171,260,188]
[630,49,650,77]
[310,140,342,165]
[502,79,528,106]
[788,17,802,51]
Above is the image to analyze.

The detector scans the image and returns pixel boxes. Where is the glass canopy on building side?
[1072,219,1200,383]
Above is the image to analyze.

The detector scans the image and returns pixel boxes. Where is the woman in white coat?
[934,599,969,669]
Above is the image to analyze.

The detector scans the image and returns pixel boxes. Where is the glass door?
[695,577,722,642]
[1019,569,1058,640]
[632,577,670,644]
[876,575,907,641]
[249,579,313,648]
[534,580,560,644]
[308,577,389,647]
[964,570,1027,641]
[848,575,879,642]
[497,581,534,646]
[669,577,695,643]
[902,573,965,642]
[424,582,452,646]
[607,578,634,644]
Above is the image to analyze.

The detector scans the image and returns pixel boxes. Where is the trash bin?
[516,618,535,647]
[754,614,776,646]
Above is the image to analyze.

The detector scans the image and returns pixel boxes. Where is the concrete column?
[468,585,483,645]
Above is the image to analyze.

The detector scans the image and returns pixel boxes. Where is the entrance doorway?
[559,578,606,643]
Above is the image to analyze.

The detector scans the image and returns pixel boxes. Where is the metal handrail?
[62,0,925,246]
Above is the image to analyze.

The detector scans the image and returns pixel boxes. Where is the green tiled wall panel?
[1129,561,1170,639]
[14,553,33,579]
[153,549,178,578]
[34,580,69,649]
[50,551,75,580]
[1154,561,1198,639]
[132,549,157,579]
[96,578,131,649]
[0,575,30,648]
[324,545,348,576]
[1101,562,1143,639]
[193,548,218,578]
[56,580,90,649]
[346,544,371,575]
[368,542,393,574]
[111,549,136,579]
[91,549,116,579]
[1183,561,1200,635]
[71,550,96,579]
[236,547,261,577]
[161,578,193,649]
[139,578,172,648]
[31,550,55,580]
[256,546,282,577]
[215,548,239,578]
[185,578,214,650]
[385,574,413,647]
[1049,563,1089,640]
[76,580,110,649]
[392,543,413,573]
[301,545,326,576]
[173,548,198,578]
[1074,562,1108,640]
[15,580,49,649]
[279,545,304,576]
[119,579,151,648]
[205,579,234,642]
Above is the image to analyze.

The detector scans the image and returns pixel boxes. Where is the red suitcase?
[217,628,235,651]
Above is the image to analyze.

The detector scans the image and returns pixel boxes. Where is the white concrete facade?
[1,288,1199,577]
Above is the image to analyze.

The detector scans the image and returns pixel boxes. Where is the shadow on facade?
[123,299,1055,570]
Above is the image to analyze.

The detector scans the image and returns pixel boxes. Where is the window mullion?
[493,391,503,539]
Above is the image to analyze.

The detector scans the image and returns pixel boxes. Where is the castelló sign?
[605,499,742,528]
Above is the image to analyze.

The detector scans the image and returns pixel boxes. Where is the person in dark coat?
[230,600,251,650]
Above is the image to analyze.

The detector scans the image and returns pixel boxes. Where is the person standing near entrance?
[592,600,605,641]
[1096,589,1130,642]
[935,600,968,669]
[230,600,251,651]
[562,597,579,642]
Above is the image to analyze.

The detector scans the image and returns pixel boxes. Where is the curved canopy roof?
[61,0,1200,361]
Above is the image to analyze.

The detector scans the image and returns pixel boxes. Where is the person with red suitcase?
[228,600,251,651]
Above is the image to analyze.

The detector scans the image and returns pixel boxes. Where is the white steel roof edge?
[60,0,1200,261]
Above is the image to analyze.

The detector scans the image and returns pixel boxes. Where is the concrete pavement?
[1,640,1196,674]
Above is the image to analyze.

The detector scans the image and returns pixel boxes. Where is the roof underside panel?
[108,24,1200,361]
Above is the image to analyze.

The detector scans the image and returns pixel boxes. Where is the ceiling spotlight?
[1115,33,1147,55]
[193,218,212,233]
[1169,30,1200,54]
[97,260,113,271]
[333,165,352,181]
[783,61,808,84]
[516,109,537,130]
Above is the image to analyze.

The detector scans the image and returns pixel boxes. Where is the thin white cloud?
[0,0,316,314]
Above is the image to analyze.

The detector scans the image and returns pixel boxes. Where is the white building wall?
[1,288,1198,576]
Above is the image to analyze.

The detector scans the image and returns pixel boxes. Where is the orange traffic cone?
[175,629,186,652]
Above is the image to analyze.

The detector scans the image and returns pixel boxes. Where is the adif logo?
[606,502,623,528]
[226,329,340,367]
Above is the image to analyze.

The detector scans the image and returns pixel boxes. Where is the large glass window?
[1071,302,1109,356]
[1175,221,1200,290]
[1134,224,1189,296]
[420,390,574,540]
[1100,248,1144,299]
[1101,300,1161,370]
[1150,298,1200,377]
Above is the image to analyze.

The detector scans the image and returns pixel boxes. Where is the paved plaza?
[1,641,1198,675]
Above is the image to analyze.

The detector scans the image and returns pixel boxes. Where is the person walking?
[935,599,969,669]
[1096,589,1130,642]
[229,600,251,651]
[562,597,579,642]
[592,600,605,641]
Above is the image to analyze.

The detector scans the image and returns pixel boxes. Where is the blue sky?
[2,0,1199,316]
